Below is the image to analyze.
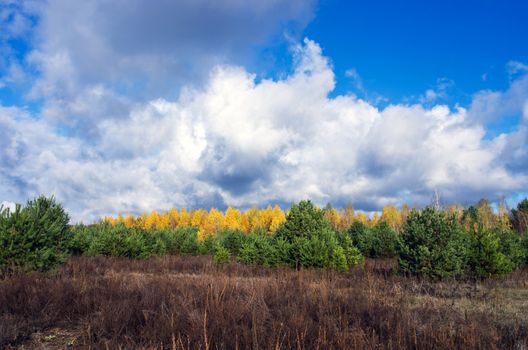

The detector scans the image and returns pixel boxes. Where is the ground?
[1,257,527,349]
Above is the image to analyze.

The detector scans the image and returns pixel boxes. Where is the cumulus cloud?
[5,0,313,140]
[468,72,528,125]
[1,38,527,221]
[419,78,455,104]
[507,60,528,79]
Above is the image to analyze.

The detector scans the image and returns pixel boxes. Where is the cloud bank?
[1,36,527,221]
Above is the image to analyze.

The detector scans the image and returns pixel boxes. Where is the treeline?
[1,196,528,278]
[74,200,364,272]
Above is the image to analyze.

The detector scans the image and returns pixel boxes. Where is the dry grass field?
[1,256,527,349]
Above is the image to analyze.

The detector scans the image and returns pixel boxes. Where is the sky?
[0,0,527,222]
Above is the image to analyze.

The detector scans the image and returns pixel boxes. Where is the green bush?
[273,200,363,271]
[213,244,230,265]
[0,196,71,274]
[293,228,362,271]
[238,233,279,267]
[398,207,470,279]
[76,224,207,258]
[497,228,525,268]
[468,225,515,277]
[335,231,364,267]
[271,237,292,266]
[69,224,94,255]
[294,234,331,269]
[217,229,246,255]
[152,227,201,255]
[275,200,331,269]
[198,234,217,255]
[370,221,399,258]
[331,245,349,272]
[275,200,330,242]
[82,224,148,258]
[347,221,372,256]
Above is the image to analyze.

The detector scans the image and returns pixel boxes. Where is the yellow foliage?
[144,211,160,230]
[325,207,341,231]
[259,206,274,232]
[199,208,225,239]
[381,205,403,231]
[477,199,494,229]
[157,212,171,230]
[168,208,179,228]
[355,212,368,225]
[190,209,208,228]
[339,202,354,230]
[224,207,243,231]
[245,206,261,232]
[370,212,380,227]
[124,214,136,228]
[446,204,463,222]
[178,208,191,228]
[497,202,512,231]
[240,213,251,233]
[269,205,286,232]
[104,216,117,225]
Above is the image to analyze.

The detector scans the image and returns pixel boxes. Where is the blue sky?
[0,0,527,221]
[307,0,528,99]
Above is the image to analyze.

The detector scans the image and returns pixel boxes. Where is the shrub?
[155,227,200,255]
[198,234,217,255]
[69,224,94,255]
[335,231,364,267]
[82,224,150,258]
[271,237,292,266]
[294,228,362,271]
[398,207,470,279]
[347,221,372,256]
[0,196,71,274]
[213,244,230,265]
[330,245,348,272]
[295,234,331,269]
[275,200,330,242]
[468,225,515,277]
[122,229,151,258]
[275,200,332,269]
[83,223,125,257]
[176,228,201,255]
[497,228,525,268]
[238,233,279,267]
[273,200,363,271]
[370,221,399,258]
[72,224,206,258]
[217,229,246,255]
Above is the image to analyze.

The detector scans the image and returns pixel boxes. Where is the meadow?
[2,256,527,349]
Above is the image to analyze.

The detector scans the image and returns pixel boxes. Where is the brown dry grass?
[1,256,527,349]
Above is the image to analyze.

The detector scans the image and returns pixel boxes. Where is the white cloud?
[25,0,315,98]
[507,60,528,78]
[1,39,527,222]
[14,0,316,140]
[419,77,454,104]
[345,68,365,94]
[469,73,528,125]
